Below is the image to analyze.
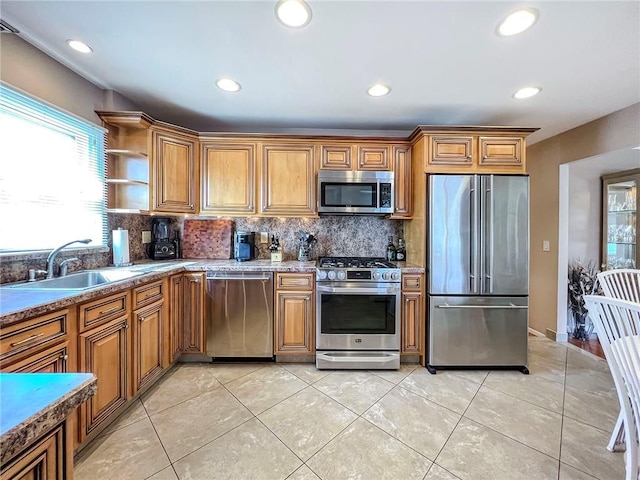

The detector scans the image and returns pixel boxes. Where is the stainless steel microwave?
[317,170,394,215]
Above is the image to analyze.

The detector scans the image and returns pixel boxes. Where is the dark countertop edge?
[0,259,424,326]
[0,374,97,465]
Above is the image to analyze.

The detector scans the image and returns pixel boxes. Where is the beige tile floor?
[74,337,625,480]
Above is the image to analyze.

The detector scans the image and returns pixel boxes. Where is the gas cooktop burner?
[318,257,396,269]
[316,257,400,283]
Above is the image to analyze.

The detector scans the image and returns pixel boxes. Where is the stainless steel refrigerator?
[427,174,529,374]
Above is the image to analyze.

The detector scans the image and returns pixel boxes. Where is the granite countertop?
[0,258,424,326]
[0,373,97,464]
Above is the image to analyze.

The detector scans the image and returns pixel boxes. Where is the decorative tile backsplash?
[182,219,233,259]
[230,216,403,261]
[1,213,404,284]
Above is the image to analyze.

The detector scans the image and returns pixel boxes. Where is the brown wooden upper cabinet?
[390,145,412,219]
[357,145,390,170]
[427,135,528,173]
[320,143,392,171]
[200,142,256,215]
[152,129,198,214]
[97,111,200,214]
[409,127,537,174]
[320,144,352,170]
[260,143,316,216]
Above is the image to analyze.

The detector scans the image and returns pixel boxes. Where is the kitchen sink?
[4,269,150,290]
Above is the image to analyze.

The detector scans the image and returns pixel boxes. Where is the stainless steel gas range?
[315,257,401,370]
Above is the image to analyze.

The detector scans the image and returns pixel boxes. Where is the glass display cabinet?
[601,168,639,270]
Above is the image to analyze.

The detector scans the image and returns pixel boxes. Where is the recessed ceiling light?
[367,84,391,97]
[67,39,93,54]
[216,78,242,92]
[275,0,312,28]
[513,86,541,99]
[497,8,539,36]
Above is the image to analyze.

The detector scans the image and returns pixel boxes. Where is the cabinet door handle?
[99,305,120,315]
[10,333,44,347]
[60,354,69,361]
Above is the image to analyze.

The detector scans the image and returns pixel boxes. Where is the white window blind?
[0,83,107,252]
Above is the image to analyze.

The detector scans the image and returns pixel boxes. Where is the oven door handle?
[316,285,401,295]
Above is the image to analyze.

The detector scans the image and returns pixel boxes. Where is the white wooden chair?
[599,269,640,303]
[585,295,640,480]
[597,269,640,451]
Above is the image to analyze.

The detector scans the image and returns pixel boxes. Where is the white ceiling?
[2,1,639,144]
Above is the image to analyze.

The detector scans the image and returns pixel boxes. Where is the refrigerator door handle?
[470,181,479,293]
[436,303,528,309]
[484,176,495,294]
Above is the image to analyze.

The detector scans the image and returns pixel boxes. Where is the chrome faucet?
[46,239,92,278]
[59,257,80,277]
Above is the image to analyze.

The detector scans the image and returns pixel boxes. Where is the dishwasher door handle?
[206,274,272,281]
[436,303,528,309]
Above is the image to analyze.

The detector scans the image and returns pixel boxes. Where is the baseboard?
[528,327,546,337]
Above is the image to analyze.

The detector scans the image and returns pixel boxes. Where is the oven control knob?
[382,272,390,280]
[391,272,400,281]
[328,271,337,280]
[318,270,327,280]
[373,271,381,280]
[337,270,346,280]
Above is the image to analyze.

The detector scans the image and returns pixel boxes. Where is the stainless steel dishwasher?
[206,271,274,359]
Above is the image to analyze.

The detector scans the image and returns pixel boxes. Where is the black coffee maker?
[234,231,256,261]
[151,217,177,260]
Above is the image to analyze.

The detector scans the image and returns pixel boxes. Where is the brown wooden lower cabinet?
[132,299,164,394]
[0,309,69,370]
[401,293,422,353]
[78,316,128,442]
[0,421,70,480]
[401,274,424,361]
[274,273,314,354]
[2,341,69,373]
[168,274,184,363]
[176,272,206,355]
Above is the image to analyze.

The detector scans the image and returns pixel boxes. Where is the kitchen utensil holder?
[298,241,312,261]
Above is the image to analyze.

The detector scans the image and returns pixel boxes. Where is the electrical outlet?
[542,240,550,252]
[142,231,151,244]
[260,231,269,244]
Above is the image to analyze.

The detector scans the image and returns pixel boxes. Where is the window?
[0,83,107,252]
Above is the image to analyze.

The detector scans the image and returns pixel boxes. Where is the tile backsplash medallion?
[1,213,403,284]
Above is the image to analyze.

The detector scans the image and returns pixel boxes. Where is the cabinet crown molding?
[96,110,539,143]
[408,125,540,143]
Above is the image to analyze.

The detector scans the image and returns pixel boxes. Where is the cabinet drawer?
[0,310,68,363]
[79,292,129,332]
[2,341,69,373]
[133,280,164,309]
[402,274,423,292]
[276,273,314,290]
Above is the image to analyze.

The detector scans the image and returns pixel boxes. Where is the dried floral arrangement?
[567,259,602,340]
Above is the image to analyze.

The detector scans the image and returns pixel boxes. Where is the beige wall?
[528,103,640,335]
[1,34,104,123]
[0,34,139,122]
